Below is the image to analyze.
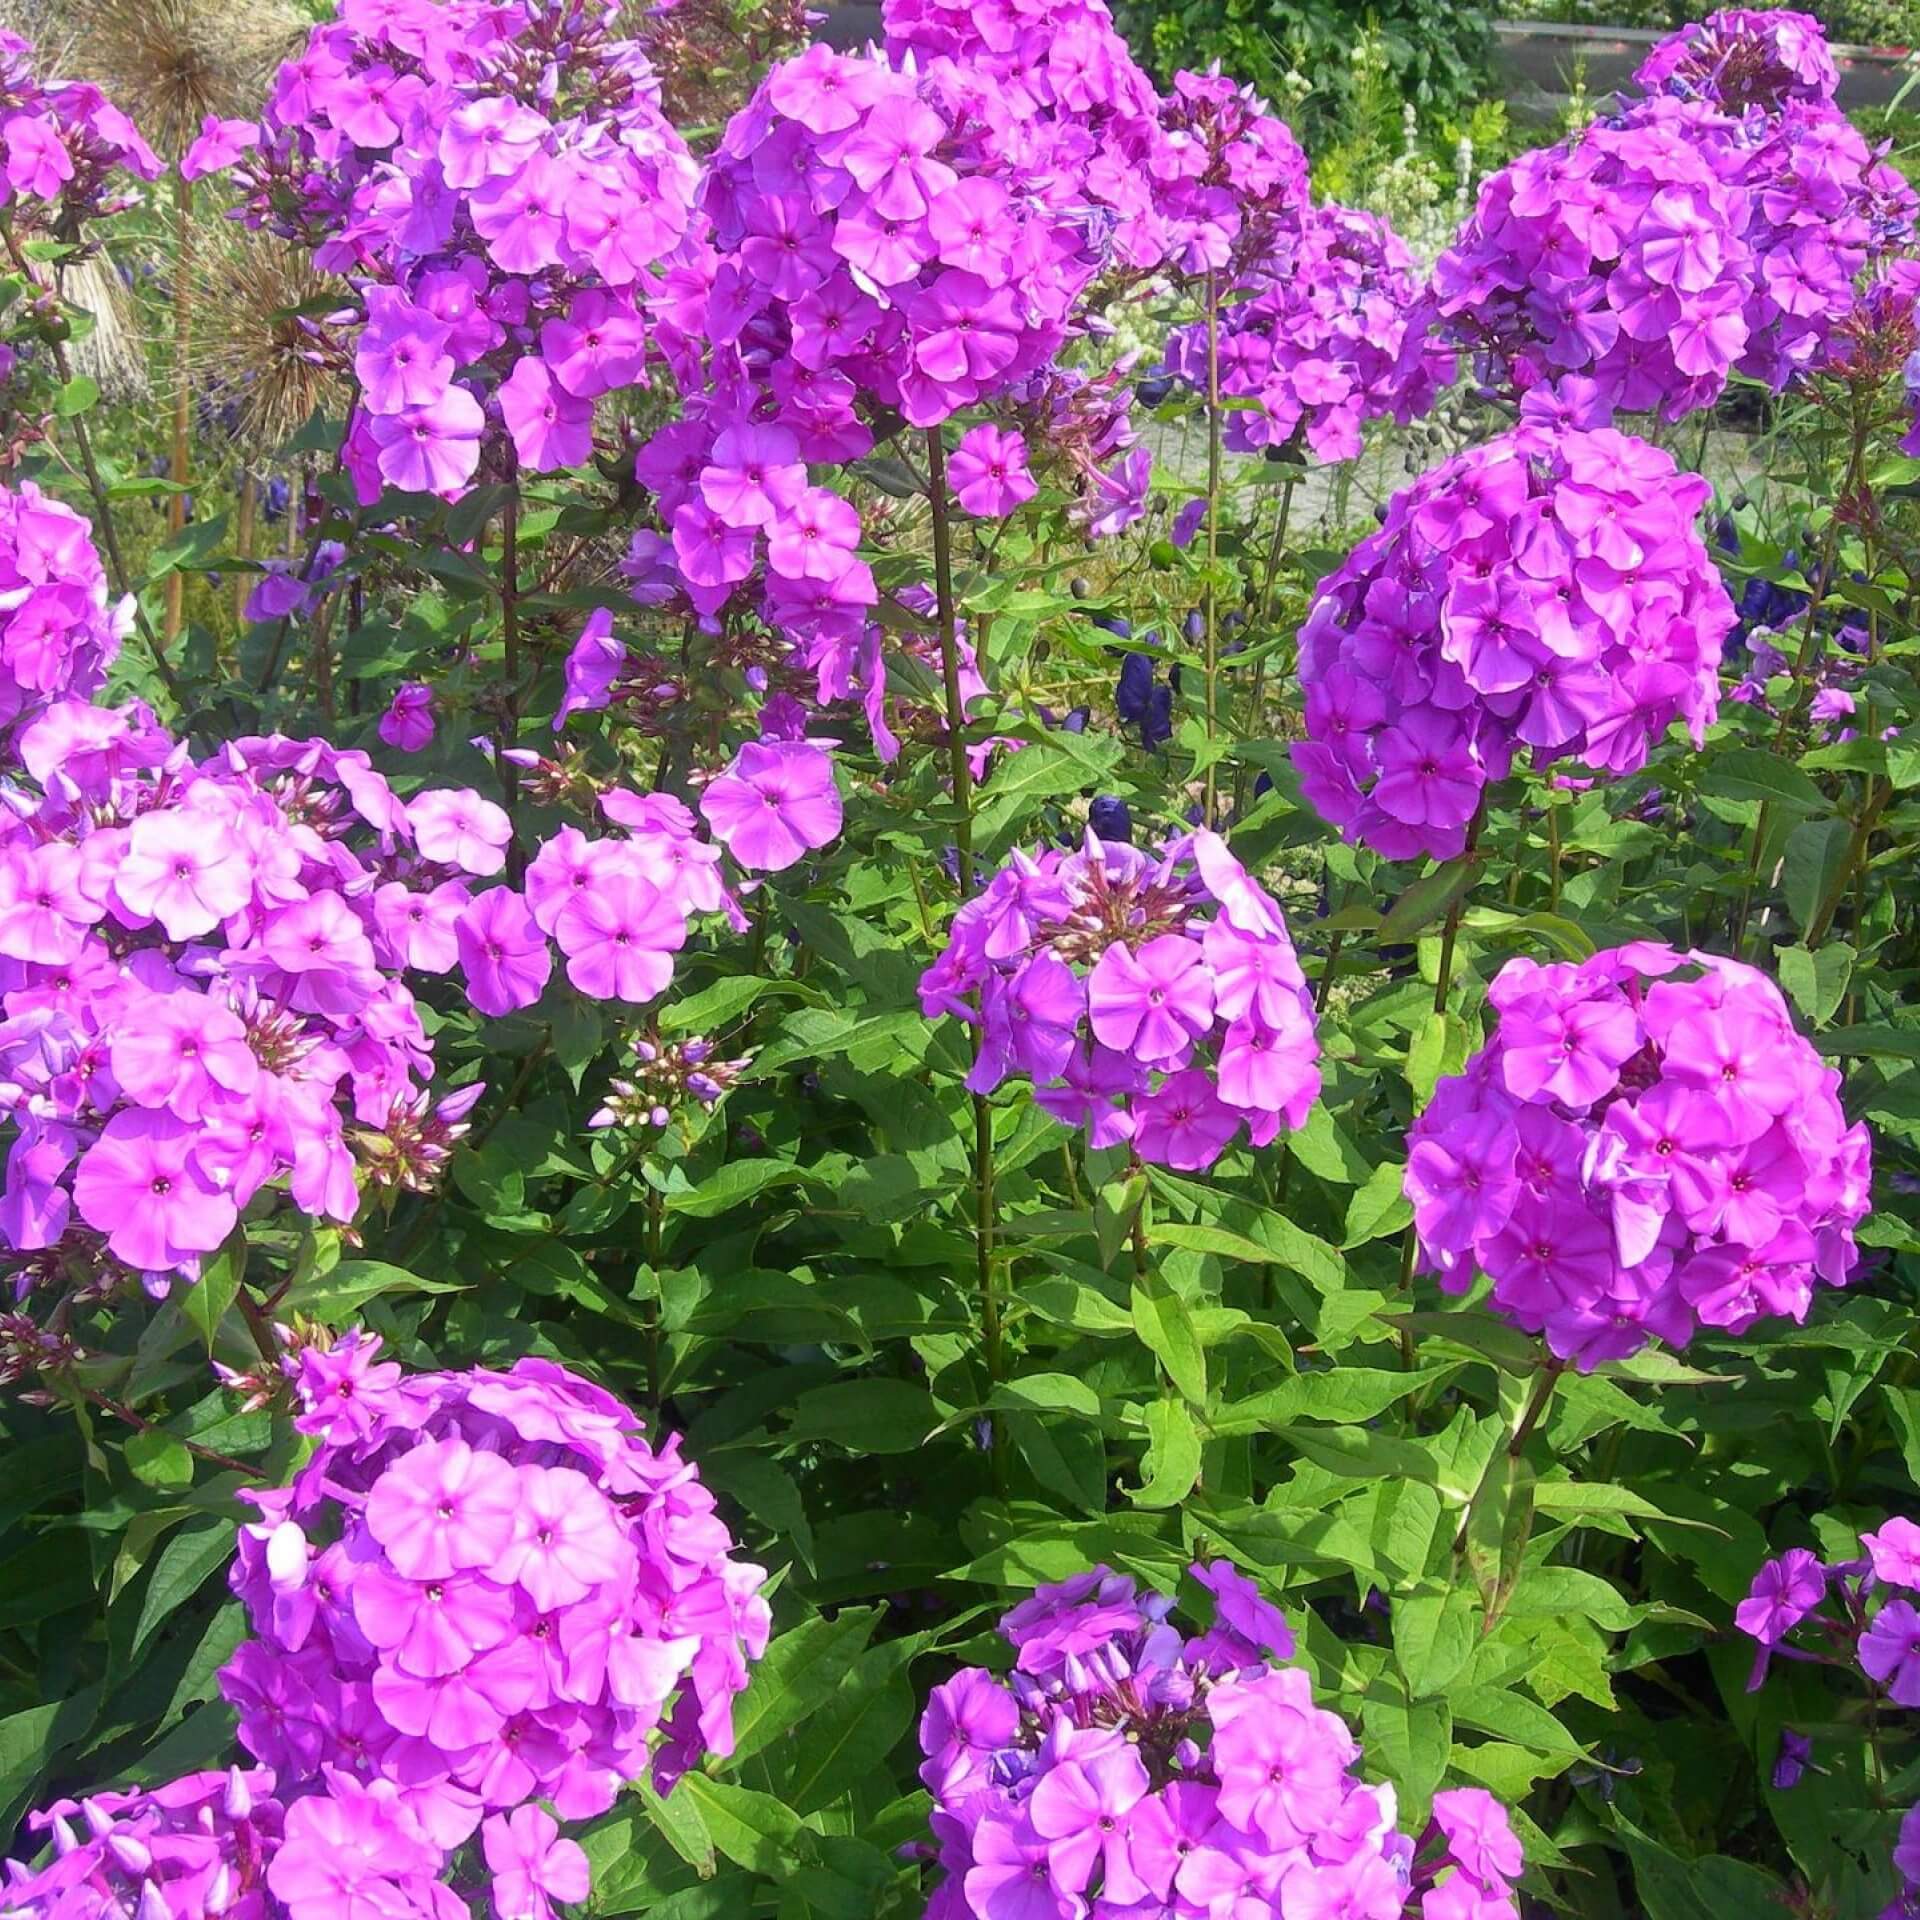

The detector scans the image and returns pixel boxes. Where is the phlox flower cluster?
[1634,8,1840,112]
[1406,944,1871,1368]
[918,1563,1524,1920]
[5,1767,284,1920]
[0,30,160,224]
[917,830,1319,1171]
[1432,97,1759,422]
[0,482,127,744]
[625,38,1107,707]
[220,1333,772,1854]
[1724,98,1916,392]
[880,0,1311,282]
[0,1764,481,1920]
[0,34,161,452]
[700,41,1100,436]
[1164,203,1455,464]
[0,708,492,1294]
[450,788,733,1019]
[1432,16,1914,424]
[878,0,1170,268]
[1735,1518,1920,1919]
[1293,424,1732,862]
[194,0,698,500]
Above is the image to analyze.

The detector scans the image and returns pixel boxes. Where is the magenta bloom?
[553,608,624,730]
[181,112,260,180]
[366,1436,521,1579]
[368,386,485,496]
[923,831,1320,1170]
[72,1108,238,1273]
[483,1806,591,1920]
[377,681,436,752]
[117,809,253,939]
[947,425,1038,517]
[553,870,686,1003]
[1860,1599,1920,1708]
[410,787,512,875]
[1864,1518,1920,1591]
[1296,425,1732,862]
[456,888,552,1016]
[219,1345,770,1831]
[498,357,594,473]
[699,741,843,872]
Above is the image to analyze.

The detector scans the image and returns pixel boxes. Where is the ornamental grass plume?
[1406,944,1871,1368]
[1292,423,1733,862]
[918,1563,1525,1920]
[220,1333,771,1836]
[918,830,1319,1170]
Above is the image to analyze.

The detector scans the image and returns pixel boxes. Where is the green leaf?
[124,1427,195,1492]
[1698,746,1831,814]
[1094,1172,1147,1270]
[1287,1425,1439,1482]
[728,1612,878,1764]
[1775,942,1853,1026]
[1377,857,1478,943]
[989,1374,1102,1419]
[664,1159,820,1218]
[1133,1398,1202,1508]
[1146,1216,1344,1293]
[1342,1162,1411,1246]
[637,1776,717,1878]
[182,1227,246,1355]
[130,1518,237,1665]
[146,513,230,580]
[0,1689,99,1832]
[1781,815,1850,934]
[55,373,99,416]
[278,1258,466,1320]
[1393,1585,1479,1697]
[1131,1273,1207,1404]
[788,1380,939,1455]
[672,1775,807,1875]
[1361,1696,1450,1826]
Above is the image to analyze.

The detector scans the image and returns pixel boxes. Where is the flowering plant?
[1407,943,1871,1366]
[919,1563,1525,1920]
[1293,424,1733,861]
[918,829,1319,1169]
[223,1332,769,1837]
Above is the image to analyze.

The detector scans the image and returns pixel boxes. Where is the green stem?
[645,1184,664,1414]
[1509,1359,1565,1459]
[1200,271,1224,825]
[498,491,525,883]
[1433,799,1489,1018]
[927,429,1005,1469]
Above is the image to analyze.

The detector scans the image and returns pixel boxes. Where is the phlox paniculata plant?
[1407,944,1871,1367]
[1293,424,1733,863]
[918,830,1319,1170]
[919,1564,1525,1920]
[188,0,699,499]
